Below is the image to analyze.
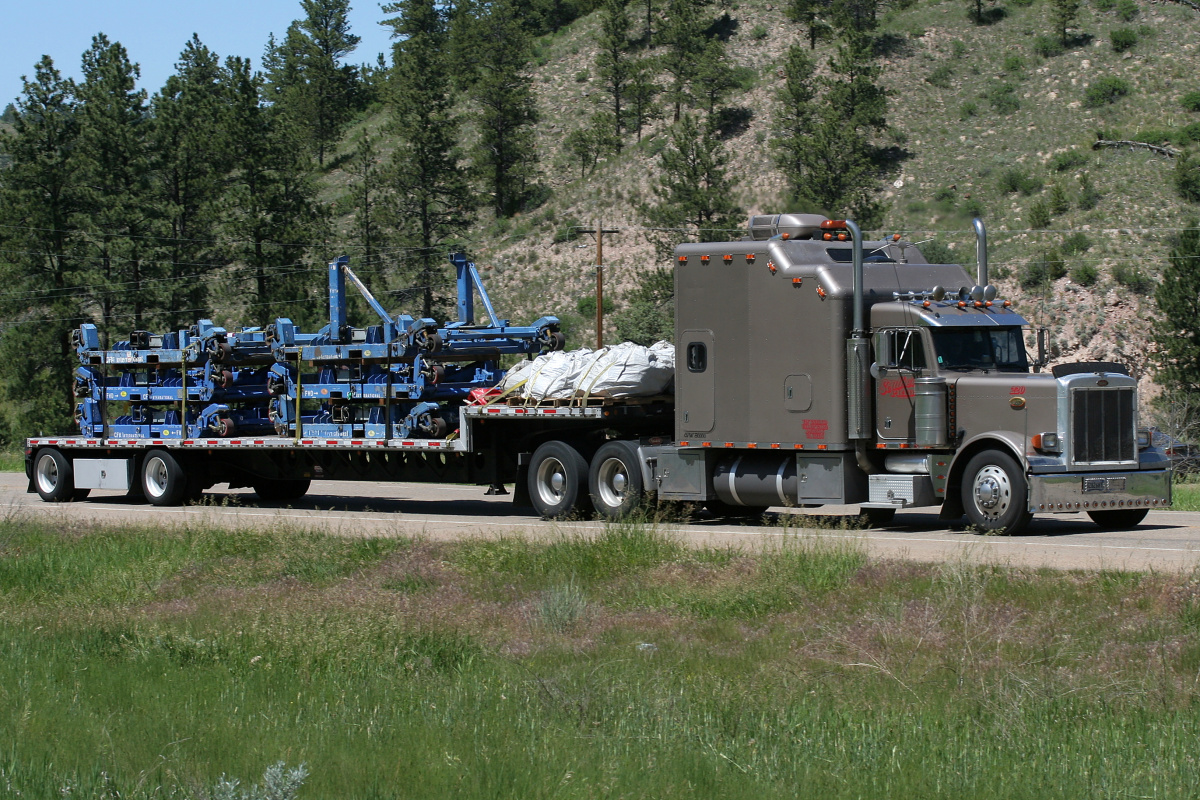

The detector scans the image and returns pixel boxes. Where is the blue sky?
[2,0,396,108]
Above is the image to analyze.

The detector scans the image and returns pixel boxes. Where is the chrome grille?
[1072,387,1135,464]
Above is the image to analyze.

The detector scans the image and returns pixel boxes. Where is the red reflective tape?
[402,441,415,446]
[351,440,363,445]
[302,440,314,445]
[326,440,337,445]
[254,440,265,445]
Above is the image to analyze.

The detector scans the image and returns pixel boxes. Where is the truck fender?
[940,432,1027,521]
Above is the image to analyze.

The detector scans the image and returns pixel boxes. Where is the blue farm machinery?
[70,254,564,441]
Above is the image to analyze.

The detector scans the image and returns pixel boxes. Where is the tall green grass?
[3,515,1200,798]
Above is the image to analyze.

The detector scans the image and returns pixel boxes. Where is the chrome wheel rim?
[535,457,568,507]
[35,455,59,495]
[144,456,169,499]
[596,457,629,509]
[971,464,1011,520]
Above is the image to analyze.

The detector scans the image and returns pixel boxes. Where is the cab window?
[877,329,927,371]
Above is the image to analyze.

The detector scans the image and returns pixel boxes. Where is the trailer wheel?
[589,440,645,520]
[528,441,592,519]
[961,449,1032,535]
[253,478,312,502]
[1087,508,1149,529]
[34,449,79,502]
[141,450,187,506]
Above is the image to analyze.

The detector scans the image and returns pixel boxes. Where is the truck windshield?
[930,327,1029,372]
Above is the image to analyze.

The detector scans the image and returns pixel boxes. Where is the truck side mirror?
[1033,327,1047,372]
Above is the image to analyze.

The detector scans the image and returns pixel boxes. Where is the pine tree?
[150,35,230,320]
[384,0,475,318]
[0,57,87,440]
[265,0,361,165]
[471,0,540,217]
[693,38,736,116]
[220,57,327,327]
[73,35,161,331]
[1154,222,1200,403]
[773,45,818,182]
[596,0,632,147]
[656,0,710,121]
[642,114,742,252]
[337,130,389,289]
[625,58,660,142]
[787,0,832,49]
[1049,0,1080,45]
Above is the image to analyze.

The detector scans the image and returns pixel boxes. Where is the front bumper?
[1029,469,1171,513]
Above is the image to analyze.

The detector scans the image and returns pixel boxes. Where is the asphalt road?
[6,472,1200,572]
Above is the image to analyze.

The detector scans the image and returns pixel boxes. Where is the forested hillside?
[3,0,1200,444]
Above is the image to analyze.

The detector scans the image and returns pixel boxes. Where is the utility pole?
[582,221,619,349]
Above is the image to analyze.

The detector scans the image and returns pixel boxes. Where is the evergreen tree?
[471,0,540,217]
[773,45,818,181]
[596,0,632,147]
[337,130,389,289]
[625,58,660,141]
[787,0,832,49]
[656,0,710,121]
[1049,0,1080,45]
[150,35,230,320]
[221,57,327,327]
[384,0,475,318]
[693,38,736,116]
[73,35,161,331]
[641,114,742,253]
[826,31,887,133]
[831,0,878,33]
[612,267,674,345]
[265,0,361,165]
[0,57,86,441]
[1176,151,1200,204]
[1154,222,1200,404]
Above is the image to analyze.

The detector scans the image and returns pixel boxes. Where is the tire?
[528,440,592,519]
[1088,508,1149,529]
[588,440,645,520]
[961,449,1032,535]
[141,450,187,506]
[253,478,312,502]
[34,449,77,502]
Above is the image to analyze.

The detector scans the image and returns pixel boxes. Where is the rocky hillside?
[327,0,1200,410]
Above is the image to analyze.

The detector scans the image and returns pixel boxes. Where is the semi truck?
[26,215,1172,536]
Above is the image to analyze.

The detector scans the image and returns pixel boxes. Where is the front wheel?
[1088,508,1149,529]
[588,440,645,520]
[961,449,1032,535]
[528,440,591,519]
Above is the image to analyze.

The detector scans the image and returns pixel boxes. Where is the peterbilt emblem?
[1010,397,1026,409]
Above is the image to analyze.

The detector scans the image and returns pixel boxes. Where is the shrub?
[1084,77,1132,108]
[1003,54,1026,73]
[1183,91,1200,113]
[1177,123,1200,145]
[1117,0,1138,20]
[999,168,1043,195]
[951,39,968,59]
[961,197,986,218]
[1078,173,1101,210]
[1071,262,1100,286]
[1113,263,1153,293]
[1020,250,1067,288]
[960,100,979,119]
[574,69,589,83]
[1110,27,1138,52]
[919,239,958,264]
[1094,0,1115,9]
[1050,149,1089,171]
[749,23,769,40]
[1178,152,1200,204]
[1062,231,1093,255]
[987,82,1020,114]
[1048,183,1072,215]
[1028,199,1053,229]
[1033,35,1065,57]
[927,63,954,88]
[1138,128,1177,145]
[933,185,957,203]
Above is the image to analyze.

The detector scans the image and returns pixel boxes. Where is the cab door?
[874,328,929,442]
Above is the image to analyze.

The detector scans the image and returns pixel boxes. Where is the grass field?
[3,514,1200,798]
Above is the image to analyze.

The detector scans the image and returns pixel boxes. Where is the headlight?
[1031,432,1061,453]
[1136,428,1151,449]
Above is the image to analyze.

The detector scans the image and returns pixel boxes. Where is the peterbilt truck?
[26,215,1171,536]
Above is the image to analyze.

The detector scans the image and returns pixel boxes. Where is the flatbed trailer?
[26,398,675,513]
